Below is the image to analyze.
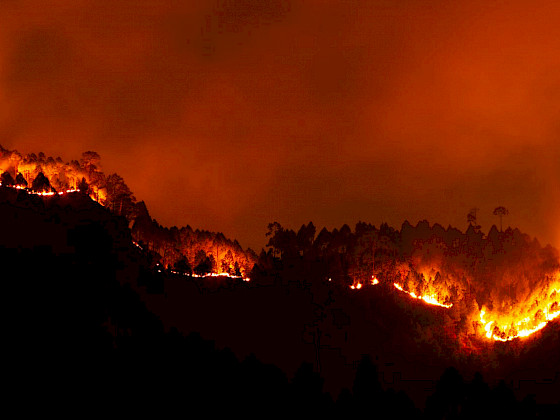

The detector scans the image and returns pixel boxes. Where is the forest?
[1,145,558,415]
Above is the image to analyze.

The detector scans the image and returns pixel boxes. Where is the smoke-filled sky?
[1,0,560,250]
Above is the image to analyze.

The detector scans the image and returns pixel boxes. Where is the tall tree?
[105,173,136,218]
[493,206,509,232]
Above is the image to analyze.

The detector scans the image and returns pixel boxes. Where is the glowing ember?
[393,282,453,308]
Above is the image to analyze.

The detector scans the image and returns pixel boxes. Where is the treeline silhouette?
[258,219,558,288]
[253,219,560,348]
[2,185,557,416]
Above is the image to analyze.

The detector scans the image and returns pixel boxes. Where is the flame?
[3,184,251,281]
[5,172,560,344]
[1,182,80,196]
[190,272,250,281]
[393,282,453,308]
[478,285,560,342]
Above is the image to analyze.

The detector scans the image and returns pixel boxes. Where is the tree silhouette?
[493,206,509,232]
[78,177,89,194]
[1,171,15,186]
[31,172,51,192]
[80,151,101,174]
[467,208,477,225]
[106,173,136,218]
[173,257,192,275]
[15,172,27,187]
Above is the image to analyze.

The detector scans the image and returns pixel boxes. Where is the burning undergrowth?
[2,145,559,353]
[387,222,560,349]
[265,219,560,353]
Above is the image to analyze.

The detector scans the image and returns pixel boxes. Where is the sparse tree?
[467,208,478,226]
[493,206,509,232]
[467,208,481,233]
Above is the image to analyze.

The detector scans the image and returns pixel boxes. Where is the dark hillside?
[2,187,558,416]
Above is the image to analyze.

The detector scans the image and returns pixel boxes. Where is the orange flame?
[393,282,453,308]
[478,284,560,341]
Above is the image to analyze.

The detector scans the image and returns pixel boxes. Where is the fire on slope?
[350,275,379,290]
[478,282,560,342]
[350,265,560,343]
[392,282,453,308]
[0,182,81,196]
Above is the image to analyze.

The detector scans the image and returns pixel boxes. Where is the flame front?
[478,284,560,342]
[393,282,453,308]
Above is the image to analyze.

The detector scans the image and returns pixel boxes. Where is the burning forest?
[262,218,560,349]
[0,145,257,280]
[2,145,559,412]
[2,145,559,349]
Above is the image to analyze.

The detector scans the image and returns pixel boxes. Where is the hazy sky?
[2,1,560,250]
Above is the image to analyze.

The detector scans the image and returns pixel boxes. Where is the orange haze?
[1,1,560,250]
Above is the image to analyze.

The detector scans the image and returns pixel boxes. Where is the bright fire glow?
[1,182,80,196]
[5,177,560,344]
[190,272,250,281]
[393,282,453,308]
[478,286,560,342]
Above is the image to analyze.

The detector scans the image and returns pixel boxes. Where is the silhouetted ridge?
[2,146,558,414]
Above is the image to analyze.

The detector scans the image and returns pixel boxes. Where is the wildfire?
[393,282,453,308]
[191,272,250,281]
[478,287,560,342]
[350,275,378,290]
[1,182,81,196]
[5,170,560,345]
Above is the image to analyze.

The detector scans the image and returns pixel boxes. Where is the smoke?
[1,1,560,250]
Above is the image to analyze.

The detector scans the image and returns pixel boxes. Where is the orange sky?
[1,1,560,250]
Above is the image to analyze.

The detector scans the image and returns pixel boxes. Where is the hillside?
[1,185,558,416]
[1,145,559,414]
